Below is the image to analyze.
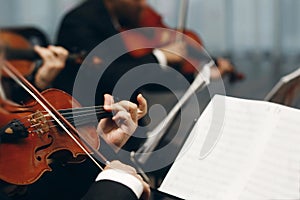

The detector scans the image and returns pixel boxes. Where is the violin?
[0,62,112,185]
[0,31,87,78]
[121,3,244,82]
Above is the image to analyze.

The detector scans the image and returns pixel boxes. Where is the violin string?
[16,105,107,122]
[23,111,108,131]
[56,108,106,117]
[21,110,107,128]
[23,110,109,130]
[17,104,111,132]
[28,117,99,134]
[29,117,99,134]
[47,111,109,124]
[39,109,108,122]
[46,105,106,115]
[52,118,99,129]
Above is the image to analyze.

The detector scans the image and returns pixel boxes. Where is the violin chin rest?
[0,119,28,142]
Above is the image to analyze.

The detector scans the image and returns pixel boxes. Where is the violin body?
[0,89,100,185]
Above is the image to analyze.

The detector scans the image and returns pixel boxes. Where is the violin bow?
[176,0,189,41]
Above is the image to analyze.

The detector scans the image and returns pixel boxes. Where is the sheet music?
[159,95,300,200]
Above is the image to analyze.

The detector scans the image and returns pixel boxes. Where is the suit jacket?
[0,180,138,200]
[82,180,139,200]
[55,0,159,105]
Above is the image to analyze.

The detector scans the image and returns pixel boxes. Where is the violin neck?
[5,47,38,60]
[5,47,85,64]
[59,106,113,128]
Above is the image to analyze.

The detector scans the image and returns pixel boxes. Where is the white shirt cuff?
[152,49,168,69]
[95,169,143,199]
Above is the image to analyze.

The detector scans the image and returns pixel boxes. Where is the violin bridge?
[29,111,50,136]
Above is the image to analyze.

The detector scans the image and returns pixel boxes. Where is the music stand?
[264,67,300,106]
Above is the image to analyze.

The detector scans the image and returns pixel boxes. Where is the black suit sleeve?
[82,180,138,200]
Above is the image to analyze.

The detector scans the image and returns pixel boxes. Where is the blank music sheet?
[159,95,300,200]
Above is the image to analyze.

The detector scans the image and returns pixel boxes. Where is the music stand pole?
[132,61,214,165]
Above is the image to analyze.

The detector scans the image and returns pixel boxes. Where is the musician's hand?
[136,94,147,119]
[211,57,234,79]
[34,45,68,90]
[210,57,234,80]
[217,57,234,75]
[104,160,150,200]
[159,41,187,65]
[97,94,147,150]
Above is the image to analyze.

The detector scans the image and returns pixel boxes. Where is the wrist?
[35,72,51,90]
